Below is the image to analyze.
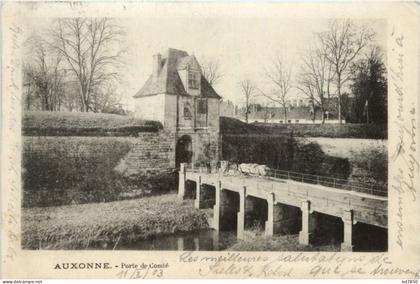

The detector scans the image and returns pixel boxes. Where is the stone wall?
[23,130,176,207]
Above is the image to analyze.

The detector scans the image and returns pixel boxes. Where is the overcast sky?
[24,17,387,110]
[122,17,386,108]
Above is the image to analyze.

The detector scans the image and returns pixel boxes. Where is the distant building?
[133,48,221,167]
[220,100,236,117]
[239,99,344,124]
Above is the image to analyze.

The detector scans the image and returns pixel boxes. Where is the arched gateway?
[175,135,193,168]
[133,48,221,170]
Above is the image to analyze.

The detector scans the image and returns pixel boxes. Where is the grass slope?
[253,122,387,139]
[23,111,162,136]
[220,116,270,135]
[22,193,209,250]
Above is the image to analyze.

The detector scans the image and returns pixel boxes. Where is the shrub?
[350,147,388,185]
[221,134,351,180]
[290,142,351,179]
[222,134,294,170]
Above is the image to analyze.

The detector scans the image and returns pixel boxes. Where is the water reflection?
[117,230,237,251]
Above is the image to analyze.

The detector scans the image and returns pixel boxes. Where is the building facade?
[133,48,221,168]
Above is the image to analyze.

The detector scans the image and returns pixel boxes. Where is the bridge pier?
[182,169,387,251]
[341,209,354,252]
[299,200,316,245]
[177,237,184,251]
[237,187,246,239]
[213,183,239,231]
[266,194,301,237]
[194,177,216,209]
[178,163,186,199]
[212,181,220,230]
[212,230,219,250]
[194,176,202,209]
[212,181,221,230]
[265,193,278,237]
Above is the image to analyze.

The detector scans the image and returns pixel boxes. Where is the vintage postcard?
[1,1,419,280]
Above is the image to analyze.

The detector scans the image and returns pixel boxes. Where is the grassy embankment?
[22,193,209,250]
[23,111,162,136]
[252,121,387,139]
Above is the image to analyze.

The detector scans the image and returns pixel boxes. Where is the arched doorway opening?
[176,135,193,168]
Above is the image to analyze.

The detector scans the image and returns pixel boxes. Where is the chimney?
[153,53,162,78]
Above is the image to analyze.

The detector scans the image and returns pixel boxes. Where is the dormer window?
[188,72,199,89]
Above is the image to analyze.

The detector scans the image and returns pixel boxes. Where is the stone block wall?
[114,130,175,176]
[23,130,176,207]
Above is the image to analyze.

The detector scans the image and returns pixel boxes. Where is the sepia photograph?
[1,1,419,280]
[20,16,388,252]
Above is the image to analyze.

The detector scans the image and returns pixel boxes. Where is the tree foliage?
[50,18,125,112]
[23,18,126,114]
[349,46,387,124]
[23,36,65,111]
[318,19,375,124]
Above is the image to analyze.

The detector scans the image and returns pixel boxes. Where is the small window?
[197,99,207,114]
[295,120,299,123]
[288,120,291,123]
[184,103,192,120]
[188,72,199,89]
[279,120,283,123]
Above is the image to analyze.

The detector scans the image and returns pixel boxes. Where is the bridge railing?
[265,168,387,197]
[181,163,387,197]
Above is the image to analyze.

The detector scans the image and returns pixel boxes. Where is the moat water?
[112,223,387,251]
[116,230,237,251]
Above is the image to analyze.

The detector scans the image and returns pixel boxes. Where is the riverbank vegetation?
[22,193,209,249]
[228,232,340,252]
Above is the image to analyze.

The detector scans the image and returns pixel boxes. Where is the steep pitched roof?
[176,55,201,71]
[134,48,221,99]
[200,75,221,99]
[133,56,189,97]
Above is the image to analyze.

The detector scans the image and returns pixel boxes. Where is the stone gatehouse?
[133,48,221,168]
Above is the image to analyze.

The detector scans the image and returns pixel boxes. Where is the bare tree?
[319,19,374,124]
[200,57,223,86]
[49,18,124,112]
[240,79,256,123]
[260,56,292,122]
[297,44,334,123]
[23,64,37,110]
[23,35,65,111]
[296,72,317,123]
[91,83,124,114]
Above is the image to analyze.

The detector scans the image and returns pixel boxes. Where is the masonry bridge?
[178,163,388,251]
